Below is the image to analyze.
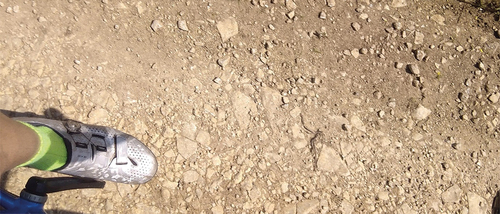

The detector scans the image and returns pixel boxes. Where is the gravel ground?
[1,0,500,213]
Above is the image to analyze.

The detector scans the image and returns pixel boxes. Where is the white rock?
[488,92,499,103]
[264,202,276,213]
[468,192,487,214]
[442,185,462,203]
[285,0,297,10]
[408,64,420,75]
[411,132,423,141]
[340,200,354,214]
[431,14,445,25]
[89,90,111,107]
[183,170,199,183]
[88,108,108,124]
[377,191,390,201]
[136,2,146,14]
[181,122,197,140]
[282,204,296,214]
[317,146,350,176]
[327,0,335,7]
[290,107,301,118]
[150,20,162,32]
[261,87,281,123]
[350,115,366,132]
[319,11,326,20]
[217,17,238,42]
[281,182,289,193]
[291,124,303,139]
[176,136,198,159]
[297,199,319,214]
[211,205,224,214]
[217,56,231,68]
[351,49,360,58]
[351,22,361,31]
[415,31,424,45]
[232,91,257,129]
[391,0,407,7]
[177,20,189,31]
[195,130,211,146]
[412,104,432,121]
[397,203,417,214]
[248,188,261,201]
[294,139,308,149]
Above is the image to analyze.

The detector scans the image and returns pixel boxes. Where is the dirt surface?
[1,0,500,213]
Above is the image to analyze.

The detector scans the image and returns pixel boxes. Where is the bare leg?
[0,112,39,176]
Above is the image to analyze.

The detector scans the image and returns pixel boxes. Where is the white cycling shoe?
[15,117,158,184]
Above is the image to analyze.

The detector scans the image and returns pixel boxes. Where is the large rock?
[340,200,354,214]
[232,91,256,129]
[176,136,198,159]
[412,104,432,121]
[261,87,282,129]
[297,199,319,214]
[350,115,366,132]
[317,146,350,176]
[468,192,487,214]
[217,17,238,42]
[442,185,462,203]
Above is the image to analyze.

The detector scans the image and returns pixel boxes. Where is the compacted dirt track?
[2,0,500,213]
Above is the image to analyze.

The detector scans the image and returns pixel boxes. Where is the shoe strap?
[115,136,129,165]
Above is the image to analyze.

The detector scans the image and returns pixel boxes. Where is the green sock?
[18,122,67,171]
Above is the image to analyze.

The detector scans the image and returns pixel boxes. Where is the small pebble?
[392,22,402,30]
[351,49,360,58]
[342,124,352,131]
[415,50,426,61]
[378,110,385,118]
[287,11,295,19]
[319,11,326,20]
[359,13,368,20]
[351,22,361,31]
[415,31,424,44]
[213,77,222,84]
[395,62,404,69]
[178,20,189,31]
[360,48,368,54]
[488,93,499,103]
[408,64,420,75]
[458,92,469,102]
[452,143,461,150]
[217,56,231,68]
[151,20,162,32]
[327,0,335,7]
[478,62,486,71]
[456,46,464,52]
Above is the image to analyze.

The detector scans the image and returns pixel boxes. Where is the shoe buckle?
[64,120,82,133]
